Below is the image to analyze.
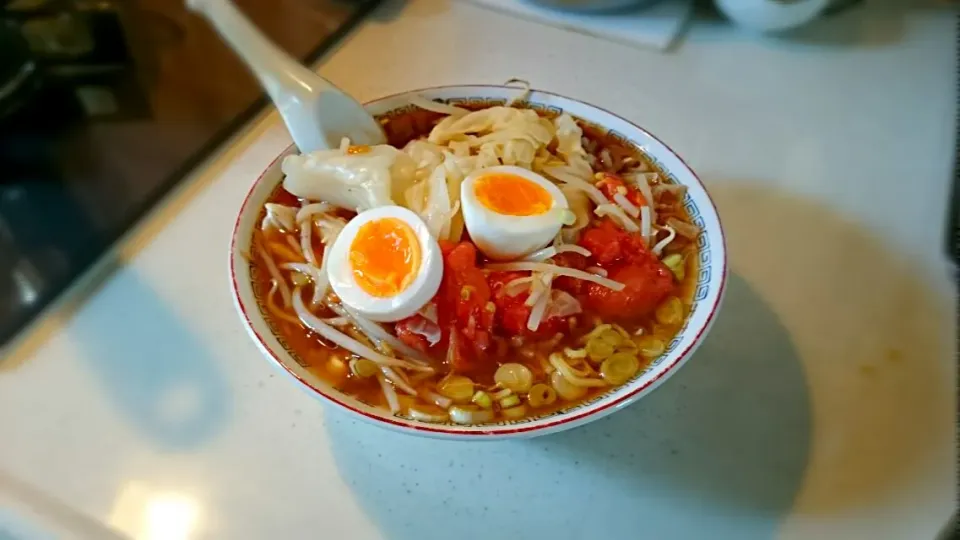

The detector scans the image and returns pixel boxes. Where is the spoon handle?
[187,0,385,152]
[187,0,326,103]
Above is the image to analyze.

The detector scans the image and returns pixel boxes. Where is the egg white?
[460,165,569,261]
[326,206,443,322]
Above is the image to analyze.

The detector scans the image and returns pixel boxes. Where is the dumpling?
[281,145,416,211]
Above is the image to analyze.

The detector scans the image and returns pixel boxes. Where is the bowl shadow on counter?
[326,271,811,540]
[707,182,954,519]
[68,270,231,451]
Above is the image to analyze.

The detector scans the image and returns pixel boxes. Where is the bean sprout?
[640,206,652,242]
[484,262,625,291]
[613,192,640,218]
[410,95,470,116]
[377,373,400,414]
[504,276,535,297]
[549,353,607,388]
[296,203,333,224]
[542,166,609,206]
[380,365,417,396]
[524,244,592,262]
[256,240,291,307]
[595,204,640,232]
[299,223,317,266]
[266,281,301,326]
[652,225,677,256]
[292,289,433,372]
[526,274,554,332]
[326,301,430,363]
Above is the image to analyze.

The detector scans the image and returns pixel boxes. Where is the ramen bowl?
[230,85,727,440]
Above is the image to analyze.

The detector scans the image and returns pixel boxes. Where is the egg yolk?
[474,173,553,216]
[349,218,422,298]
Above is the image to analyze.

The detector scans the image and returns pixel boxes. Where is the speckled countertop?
[0,1,956,539]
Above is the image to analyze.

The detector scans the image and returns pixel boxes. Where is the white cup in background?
[714,0,833,33]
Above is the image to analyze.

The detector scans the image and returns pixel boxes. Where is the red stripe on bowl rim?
[228,85,729,437]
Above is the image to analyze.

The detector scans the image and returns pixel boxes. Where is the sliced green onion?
[501,405,528,420]
[494,363,534,393]
[550,353,590,377]
[449,405,495,425]
[527,384,557,408]
[635,335,665,359]
[580,323,612,344]
[549,353,607,388]
[471,390,493,409]
[662,253,685,281]
[491,388,513,400]
[550,370,587,401]
[586,337,615,362]
[610,324,632,341]
[437,375,475,403]
[419,389,453,409]
[655,297,684,326]
[617,337,638,352]
[350,358,379,378]
[600,352,640,385]
[499,394,521,408]
[598,328,623,348]
[407,406,449,423]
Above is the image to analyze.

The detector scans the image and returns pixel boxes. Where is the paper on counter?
[460,0,694,51]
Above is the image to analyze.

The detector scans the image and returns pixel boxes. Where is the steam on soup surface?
[248,98,700,425]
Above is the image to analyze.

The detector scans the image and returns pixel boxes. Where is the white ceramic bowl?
[230,85,728,440]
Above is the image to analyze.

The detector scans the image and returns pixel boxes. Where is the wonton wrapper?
[281,145,417,211]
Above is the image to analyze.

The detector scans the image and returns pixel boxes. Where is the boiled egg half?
[326,206,443,322]
[460,165,569,260]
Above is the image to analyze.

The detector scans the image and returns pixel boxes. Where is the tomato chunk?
[446,243,491,322]
[394,314,440,354]
[578,218,649,266]
[488,271,566,338]
[596,172,646,207]
[575,216,675,320]
[584,257,675,320]
[434,241,495,370]
[551,252,588,296]
[395,319,429,353]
